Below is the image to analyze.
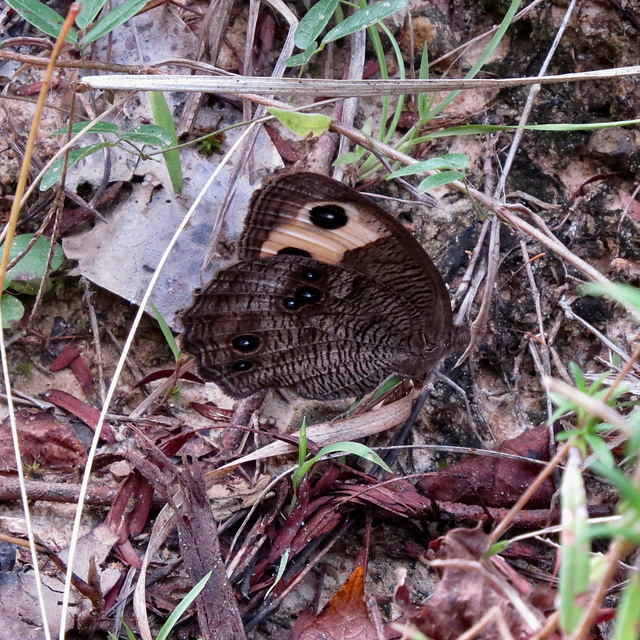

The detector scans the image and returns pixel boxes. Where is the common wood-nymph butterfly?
[181,172,453,400]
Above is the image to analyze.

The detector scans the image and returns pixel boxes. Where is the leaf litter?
[1,0,640,637]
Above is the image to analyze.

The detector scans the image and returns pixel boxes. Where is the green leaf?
[296,441,391,484]
[51,121,120,137]
[75,0,108,29]
[83,0,149,44]
[149,92,183,193]
[321,0,407,44]
[149,302,181,363]
[333,118,373,165]
[267,107,331,138]
[120,124,175,147]
[40,143,111,191]
[569,361,587,393]
[284,43,318,67]
[417,41,430,121]
[418,170,464,191]
[156,572,211,640]
[4,234,65,295]
[265,549,290,597]
[295,0,340,49]
[559,447,590,633]
[5,0,78,42]
[485,540,510,557]
[612,565,640,640]
[333,151,363,165]
[388,154,469,178]
[408,120,640,147]
[590,461,640,514]
[583,432,616,470]
[1,295,24,329]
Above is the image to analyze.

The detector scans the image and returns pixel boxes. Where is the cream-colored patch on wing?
[259,201,390,264]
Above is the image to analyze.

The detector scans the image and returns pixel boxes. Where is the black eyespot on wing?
[309,204,348,230]
[295,286,322,304]
[301,268,319,281]
[232,335,261,353]
[232,360,253,372]
[283,285,322,311]
[283,297,301,310]
[277,246,312,257]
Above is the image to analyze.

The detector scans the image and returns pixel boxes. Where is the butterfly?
[181,172,453,400]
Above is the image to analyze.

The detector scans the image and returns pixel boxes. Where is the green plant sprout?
[7,0,151,46]
[45,121,176,191]
[149,92,183,193]
[149,302,181,364]
[289,417,392,511]
[545,280,640,637]
[1,234,65,327]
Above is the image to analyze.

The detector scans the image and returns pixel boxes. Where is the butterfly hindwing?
[181,173,452,399]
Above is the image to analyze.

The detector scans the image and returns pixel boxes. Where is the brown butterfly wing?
[240,173,451,342]
[181,173,452,399]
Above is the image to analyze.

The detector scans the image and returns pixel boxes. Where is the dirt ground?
[1,0,640,637]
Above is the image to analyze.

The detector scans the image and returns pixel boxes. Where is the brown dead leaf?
[394,526,546,640]
[417,424,554,509]
[291,558,377,640]
[49,345,81,371]
[42,389,116,443]
[0,409,86,472]
[335,478,432,517]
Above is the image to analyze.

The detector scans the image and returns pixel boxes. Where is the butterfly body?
[181,173,452,400]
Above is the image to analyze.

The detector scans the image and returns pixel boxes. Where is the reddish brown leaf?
[417,424,554,509]
[0,409,86,471]
[105,471,154,542]
[70,354,94,395]
[42,389,116,443]
[335,478,432,517]
[394,526,549,640]
[134,368,202,388]
[362,59,380,79]
[49,345,81,371]
[264,124,300,162]
[291,561,376,640]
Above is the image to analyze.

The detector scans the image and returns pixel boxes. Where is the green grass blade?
[581,281,640,322]
[429,0,522,117]
[149,91,183,193]
[559,447,590,633]
[612,564,640,640]
[156,571,212,640]
[149,302,180,363]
